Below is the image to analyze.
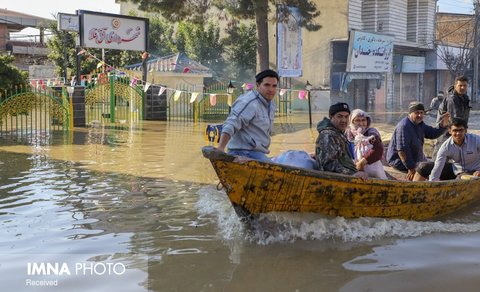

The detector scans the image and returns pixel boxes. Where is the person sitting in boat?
[315,102,368,179]
[216,69,279,162]
[386,102,450,181]
[346,109,388,179]
[416,118,480,181]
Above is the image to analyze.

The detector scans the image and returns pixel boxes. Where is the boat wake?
[196,186,480,245]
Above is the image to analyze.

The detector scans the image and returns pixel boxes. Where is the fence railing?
[0,86,70,137]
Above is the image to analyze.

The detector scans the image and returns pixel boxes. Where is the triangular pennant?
[279,88,287,96]
[158,86,166,96]
[174,90,182,101]
[96,61,104,69]
[130,77,138,87]
[210,94,217,106]
[144,82,151,92]
[245,83,254,90]
[298,90,307,100]
[190,92,199,103]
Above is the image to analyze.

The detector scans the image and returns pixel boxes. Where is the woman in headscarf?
[346,109,388,179]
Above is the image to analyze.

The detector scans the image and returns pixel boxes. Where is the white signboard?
[80,11,148,51]
[346,30,394,73]
[402,55,425,73]
[58,13,79,32]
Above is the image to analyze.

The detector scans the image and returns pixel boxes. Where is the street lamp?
[227,80,235,94]
[305,80,313,128]
[227,80,235,113]
[67,86,74,130]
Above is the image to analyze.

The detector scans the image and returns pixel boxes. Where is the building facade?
[268,0,437,112]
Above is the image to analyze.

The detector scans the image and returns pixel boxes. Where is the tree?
[219,0,320,70]
[0,55,29,94]
[173,21,225,74]
[119,0,321,71]
[224,22,257,80]
[436,13,478,78]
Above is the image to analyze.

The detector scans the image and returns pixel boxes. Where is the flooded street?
[2,112,480,291]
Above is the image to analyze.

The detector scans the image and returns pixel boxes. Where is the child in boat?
[346,109,388,179]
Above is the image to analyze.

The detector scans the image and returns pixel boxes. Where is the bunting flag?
[183,67,190,73]
[210,94,217,106]
[77,49,86,55]
[130,77,138,87]
[158,86,166,96]
[173,90,182,101]
[279,88,288,96]
[38,79,46,90]
[190,92,199,103]
[227,94,233,107]
[144,82,151,92]
[298,90,307,100]
[96,61,104,69]
[245,83,254,90]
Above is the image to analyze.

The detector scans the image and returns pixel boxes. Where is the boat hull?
[202,146,480,220]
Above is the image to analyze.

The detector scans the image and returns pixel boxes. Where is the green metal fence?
[85,74,144,126]
[0,86,70,137]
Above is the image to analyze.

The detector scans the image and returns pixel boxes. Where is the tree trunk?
[254,0,270,71]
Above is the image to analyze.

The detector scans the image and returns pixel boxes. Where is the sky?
[437,0,474,14]
[0,0,120,40]
[0,0,120,19]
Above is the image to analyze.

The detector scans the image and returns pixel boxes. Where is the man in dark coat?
[432,75,470,158]
[315,102,368,179]
[387,102,450,181]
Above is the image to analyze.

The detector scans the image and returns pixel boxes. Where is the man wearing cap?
[217,69,278,162]
[315,102,368,178]
[386,102,450,181]
[432,76,470,158]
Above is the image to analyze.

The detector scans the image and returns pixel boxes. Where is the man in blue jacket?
[386,102,450,181]
[216,69,278,162]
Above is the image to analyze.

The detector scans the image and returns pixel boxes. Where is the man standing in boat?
[216,69,279,162]
[386,102,450,181]
[432,76,471,158]
[426,118,480,181]
[315,102,368,179]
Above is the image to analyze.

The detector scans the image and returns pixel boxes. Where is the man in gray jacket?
[217,69,279,162]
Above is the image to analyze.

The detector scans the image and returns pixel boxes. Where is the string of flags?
[29,48,311,105]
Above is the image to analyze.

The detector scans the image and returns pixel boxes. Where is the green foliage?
[224,22,257,80]
[174,21,225,74]
[119,0,212,24]
[118,0,321,71]
[0,55,28,93]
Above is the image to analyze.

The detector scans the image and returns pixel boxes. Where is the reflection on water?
[1,113,480,291]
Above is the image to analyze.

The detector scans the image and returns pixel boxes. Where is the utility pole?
[474,0,479,104]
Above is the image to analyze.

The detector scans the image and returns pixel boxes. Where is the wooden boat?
[202,146,480,220]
